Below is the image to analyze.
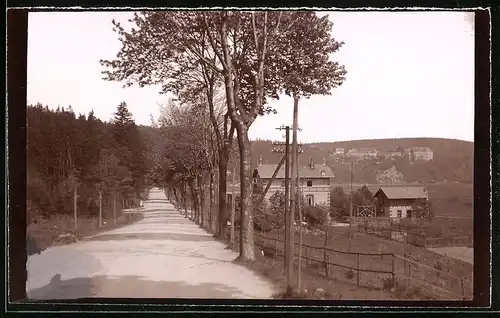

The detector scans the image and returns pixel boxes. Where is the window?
[307,180,312,187]
[320,170,325,176]
[306,195,314,206]
[326,179,330,186]
[397,210,402,218]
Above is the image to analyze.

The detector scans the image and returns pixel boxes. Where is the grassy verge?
[27,211,144,254]
[262,226,472,299]
[216,224,472,300]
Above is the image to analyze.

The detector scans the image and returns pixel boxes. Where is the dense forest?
[249,138,474,184]
[27,103,156,222]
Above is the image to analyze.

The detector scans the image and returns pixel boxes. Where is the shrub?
[304,205,329,227]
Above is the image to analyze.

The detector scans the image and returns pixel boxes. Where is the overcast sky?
[27,11,475,143]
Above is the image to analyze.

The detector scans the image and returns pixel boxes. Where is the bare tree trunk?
[209,172,214,231]
[236,125,255,261]
[183,183,188,217]
[230,164,236,247]
[189,181,197,222]
[217,157,229,238]
[197,176,204,228]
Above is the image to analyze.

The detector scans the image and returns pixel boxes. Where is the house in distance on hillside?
[253,158,334,206]
[373,186,429,220]
[334,148,345,156]
[405,147,434,161]
[347,148,378,160]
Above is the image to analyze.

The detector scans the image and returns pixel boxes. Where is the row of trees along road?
[101,11,347,261]
[27,102,149,222]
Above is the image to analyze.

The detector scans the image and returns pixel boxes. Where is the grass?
[248,226,472,300]
[225,233,402,300]
[27,210,144,253]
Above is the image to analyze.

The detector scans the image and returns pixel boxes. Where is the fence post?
[460,278,465,300]
[391,254,395,287]
[305,246,309,267]
[356,253,360,286]
[323,232,329,277]
[408,262,412,288]
[274,236,277,260]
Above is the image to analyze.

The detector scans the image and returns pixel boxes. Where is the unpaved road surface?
[26,188,275,299]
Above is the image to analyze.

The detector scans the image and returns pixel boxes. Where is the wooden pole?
[391,254,396,287]
[74,183,77,234]
[357,253,360,286]
[461,278,465,300]
[287,97,299,295]
[323,232,329,277]
[99,189,103,227]
[284,126,290,274]
[297,157,303,290]
[113,192,117,225]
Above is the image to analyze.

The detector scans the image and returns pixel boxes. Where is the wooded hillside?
[27,103,156,222]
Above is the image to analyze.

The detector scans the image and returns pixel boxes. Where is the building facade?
[347,148,378,159]
[253,158,334,206]
[373,186,429,219]
[334,148,345,156]
[405,147,434,161]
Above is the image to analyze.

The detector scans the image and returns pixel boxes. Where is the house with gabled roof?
[373,186,429,219]
[253,158,334,206]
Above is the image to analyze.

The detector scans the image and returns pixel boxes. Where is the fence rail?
[252,230,469,299]
[354,220,473,248]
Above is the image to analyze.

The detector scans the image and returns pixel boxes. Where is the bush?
[304,205,328,227]
[253,196,272,232]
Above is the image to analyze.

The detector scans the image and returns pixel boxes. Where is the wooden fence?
[354,219,473,248]
[251,231,470,300]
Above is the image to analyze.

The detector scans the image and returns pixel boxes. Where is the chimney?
[258,154,262,166]
[323,156,326,165]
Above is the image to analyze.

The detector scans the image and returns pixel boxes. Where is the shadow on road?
[86,232,214,242]
[144,199,171,204]
[27,274,245,299]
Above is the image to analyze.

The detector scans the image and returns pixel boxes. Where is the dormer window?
[320,170,325,176]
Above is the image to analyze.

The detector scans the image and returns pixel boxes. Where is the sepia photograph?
[22,9,478,302]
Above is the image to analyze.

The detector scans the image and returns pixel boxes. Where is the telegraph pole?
[273,126,290,269]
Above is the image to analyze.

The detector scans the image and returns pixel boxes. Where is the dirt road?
[26,188,275,299]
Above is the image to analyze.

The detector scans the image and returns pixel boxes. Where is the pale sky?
[27,11,475,143]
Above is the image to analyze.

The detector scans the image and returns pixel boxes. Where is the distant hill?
[248,138,473,184]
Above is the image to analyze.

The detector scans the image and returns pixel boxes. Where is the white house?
[253,158,334,206]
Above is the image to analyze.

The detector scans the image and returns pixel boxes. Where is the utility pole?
[74,183,77,234]
[99,188,103,227]
[287,96,300,295]
[273,125,290,270]
[350,161,354,226]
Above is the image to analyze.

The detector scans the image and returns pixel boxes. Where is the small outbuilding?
[373,186,429,219]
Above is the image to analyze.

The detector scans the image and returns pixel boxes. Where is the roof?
[255,163,334,179]
[374,186,429,200]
